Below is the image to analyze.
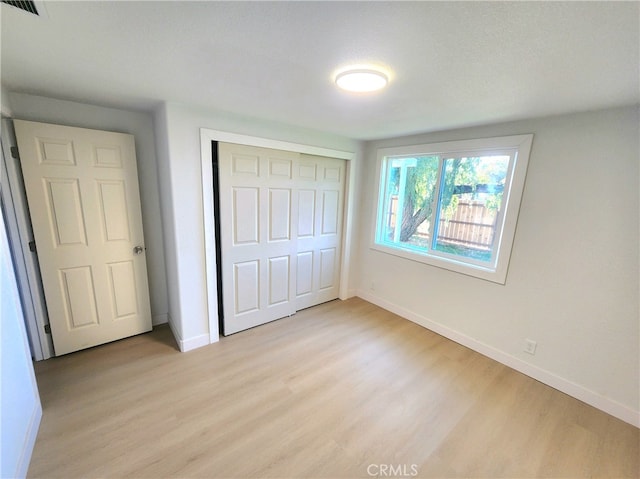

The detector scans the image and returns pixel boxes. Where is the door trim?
[200,128,357,342]
[1,119,54,360]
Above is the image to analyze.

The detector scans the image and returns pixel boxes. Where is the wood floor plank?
[27,298,639,478]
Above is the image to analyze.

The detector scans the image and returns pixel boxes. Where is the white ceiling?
[2,1,638,140]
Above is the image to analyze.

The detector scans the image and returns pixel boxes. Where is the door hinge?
[44,324,51,334]
[28,240,36,252]
[10,146,20,159]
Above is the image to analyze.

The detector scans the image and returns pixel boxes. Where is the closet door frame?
[200,129,356,342]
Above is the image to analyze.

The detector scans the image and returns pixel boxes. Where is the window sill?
[370,241,508,284]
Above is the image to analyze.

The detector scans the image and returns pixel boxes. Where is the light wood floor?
[28,298,638,478]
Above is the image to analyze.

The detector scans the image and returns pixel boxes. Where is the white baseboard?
[178,333,210,352]
[357,289,640,428]
[152,313,169,326]
[16,399,42,479]
[167,317,210,353]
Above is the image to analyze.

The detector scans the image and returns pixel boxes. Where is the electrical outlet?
[524,339,537,355]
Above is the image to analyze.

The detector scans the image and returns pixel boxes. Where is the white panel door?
[219,144,346,335]
[295,155,345,310]
[219,143,298,335]
[14,120,152,355]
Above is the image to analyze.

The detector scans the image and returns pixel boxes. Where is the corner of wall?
[1,85,13,117]
[15,400,42,478]
[166,313,210,353]
[152,103,182,336]
[152,314,169,326]
[357,288,640,428]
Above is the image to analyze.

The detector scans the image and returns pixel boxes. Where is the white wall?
[155,102,359,349]
[7,93,169,325]
[152,104,181,340]
[356,105,640,425]
[0,203,42,478]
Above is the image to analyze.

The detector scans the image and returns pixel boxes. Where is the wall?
[153,104,181,340]
[7,93,169,325]
[356,105,639,425]
[1,203,42,478]
[155,102,360,349]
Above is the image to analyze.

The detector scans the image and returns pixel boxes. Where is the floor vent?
[2,0,38,15]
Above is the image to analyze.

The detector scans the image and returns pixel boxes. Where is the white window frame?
[371,134,533,284]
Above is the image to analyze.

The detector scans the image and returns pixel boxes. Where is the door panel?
[107,260,138,318]
[14,120,152,355]
[220,143,298,334]
[97,180,130,241]
[268,255,290,305]
[94,145,123,168]
[321,190,339,234]
[269,158,293,178]
[233,187,259,244]
[234,260,259,315]
[298,190,315,237]
[269,189,291,241]
[220,144,345,334]
[295,155,345,311]
[45,178,88,246]
[319,248,336,290]
[296,251,313,296]
[37,138,75,165]
[59,266,99,328]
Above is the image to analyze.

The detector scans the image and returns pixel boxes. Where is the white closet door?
[295,155,345,310]
[14,120,152,355]
[219,143,299,335]
[218,144,346,335]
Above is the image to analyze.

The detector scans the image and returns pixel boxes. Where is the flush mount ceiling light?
[335,67,389,93]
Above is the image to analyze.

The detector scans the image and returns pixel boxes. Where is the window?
[372,134,533,283]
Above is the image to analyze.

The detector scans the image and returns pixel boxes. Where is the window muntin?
[373,135,532,283]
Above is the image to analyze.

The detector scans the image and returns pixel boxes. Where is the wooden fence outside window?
[388,197,498,251]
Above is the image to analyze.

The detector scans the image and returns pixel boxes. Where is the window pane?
[433,155,510,262]
[381,156,439,251]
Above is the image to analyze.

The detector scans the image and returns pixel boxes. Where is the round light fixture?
[335,68,389,93]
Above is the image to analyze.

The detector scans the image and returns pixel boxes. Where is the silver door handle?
[133,245,145,255]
